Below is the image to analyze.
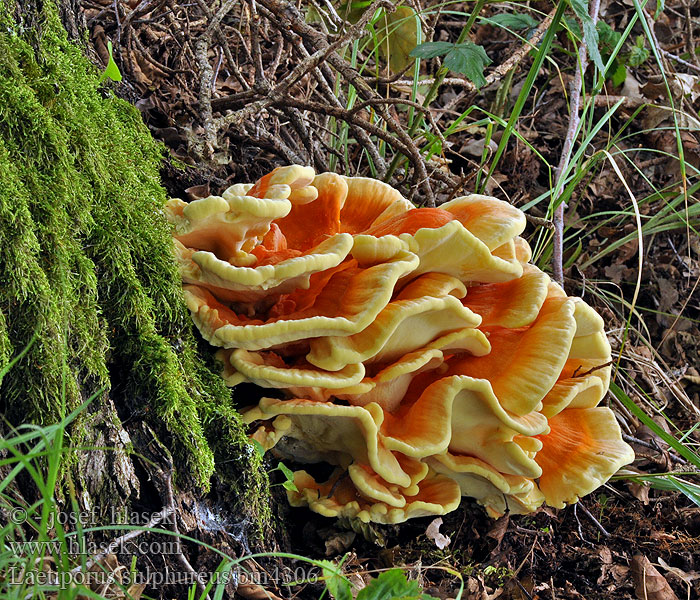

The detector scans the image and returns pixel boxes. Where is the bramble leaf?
[319,559,353,600]
[568,0,604,73]
[487,13,539,30]
[444,43,491,88]
[409,41,454,59]
[411,41,491,88]
[355,569,440,600]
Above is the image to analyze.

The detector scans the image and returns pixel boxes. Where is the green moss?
[0,1,269,530]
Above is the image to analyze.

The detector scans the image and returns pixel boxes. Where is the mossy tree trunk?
[0,0,270,557]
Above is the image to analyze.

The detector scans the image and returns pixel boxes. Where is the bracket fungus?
[167,165,635,524]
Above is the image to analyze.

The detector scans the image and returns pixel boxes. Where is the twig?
[121,0,160,31]
[216,9,389,176]
[514,579,534,600]
[222,0,394,126]
[270,97,420,169]
[195,36,217,155]
[572,503,595,547]
[660,48,700,74]
[113,0,123,46]
[572,360,613,377]
[243,123,306,164]
[576,501,610,538]
[69,506,175,575]
[255,0,436,205]
[683,0,700,69]
[347,97,447,148]
[250,4,266,84]
[193,0,250,89]
[212,47,224,93]
[593,94,646,109]
[131,31,180,76]
[163,470,211,600]
[621,433,688,465]
[552,0,602,288]
[279,106,330,171]
[196,0,238,156]
[484,8,556,86]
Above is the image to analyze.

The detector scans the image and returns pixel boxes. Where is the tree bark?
[0,1,271,595]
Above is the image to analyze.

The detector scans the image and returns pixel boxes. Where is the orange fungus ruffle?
[167,165,635,524]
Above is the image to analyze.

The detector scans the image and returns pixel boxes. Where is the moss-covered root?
[0,1,268,528]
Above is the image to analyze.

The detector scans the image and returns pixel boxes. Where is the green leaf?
[281,479,299,492]
[411,41,493,86]
[277,461,296,481]
[596,20,622,55]
[319,560,353,600]
[610,62,627,87]
[444,43,491,88]
[487,13,539,30]
[627,35,649,67]
[568,0,604,73]
[250,439,265,458]
[355,569,439,600]
[100,40,123,83]
[409,41,454,59]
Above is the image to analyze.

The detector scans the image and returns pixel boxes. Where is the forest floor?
[79,0,699,598]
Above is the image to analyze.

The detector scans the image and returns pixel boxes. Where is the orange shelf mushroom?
[168,165,635,524]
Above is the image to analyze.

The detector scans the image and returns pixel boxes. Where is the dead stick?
[163,470,211,600]
[552,0,601,288]
[255,0,435,205]
[69,506,174,575]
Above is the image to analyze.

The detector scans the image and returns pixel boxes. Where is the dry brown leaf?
[462,576,489,600]
[598,547,613,584]
[631,554,679,600]
[324,531,356,556]
[486,515,509,547]
[237,583,285,600]
[628,480,651,504]
[186,183,212,201]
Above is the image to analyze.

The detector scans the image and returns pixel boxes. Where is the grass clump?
[0,0,267,517]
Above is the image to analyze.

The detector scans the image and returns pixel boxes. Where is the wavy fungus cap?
[170,165,635,523]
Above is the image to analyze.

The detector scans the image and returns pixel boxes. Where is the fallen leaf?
[462,137,498,158]
[324,531,356,557]
[381,6,420,74]
[621,71,644,100]
[631,554,679,600]
[628,480,650,504]
[486,515,509,547]
[598,547,613,584]
[185,183,211,201]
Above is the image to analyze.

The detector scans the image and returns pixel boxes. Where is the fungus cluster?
[166,165,635,524]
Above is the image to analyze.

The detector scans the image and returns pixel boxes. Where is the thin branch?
[195,0,238,155]
[660,48,700,74]
[163,470,211,600]
[69,506,174,575]
[552,0,602,288]
[194,0,250,89]
[255,0,436,205]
